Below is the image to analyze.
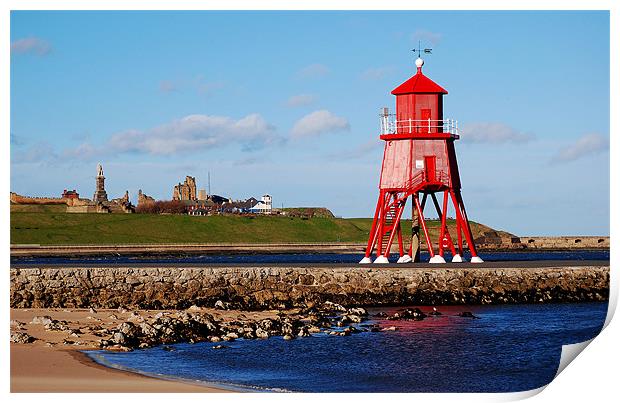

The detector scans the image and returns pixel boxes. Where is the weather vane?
[412,40,432,58]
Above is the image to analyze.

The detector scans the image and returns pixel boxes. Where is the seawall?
[10,264,609,309]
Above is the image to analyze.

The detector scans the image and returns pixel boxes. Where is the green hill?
[10,210,500,246]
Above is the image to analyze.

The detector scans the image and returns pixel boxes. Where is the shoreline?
[10,308,235,393]
[10,301,608,393]
[11,343,232,393]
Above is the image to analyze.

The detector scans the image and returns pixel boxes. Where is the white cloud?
[360,66,395,81]
[411,29,443,47]
[551,133,609,163]
[286,94,317,108]
[11,142,57,163]
[11,37,51,55]
[460,122,534,144]
[296,63,330,79]
[44,114,280,160]
[291,110,350,139]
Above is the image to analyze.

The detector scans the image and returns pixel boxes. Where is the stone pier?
[10,263,609,310]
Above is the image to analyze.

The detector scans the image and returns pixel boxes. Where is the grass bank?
[10,210,494,245]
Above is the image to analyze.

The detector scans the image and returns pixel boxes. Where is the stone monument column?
[93,163,108,202]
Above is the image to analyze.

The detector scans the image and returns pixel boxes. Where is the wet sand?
[9,308,262,392]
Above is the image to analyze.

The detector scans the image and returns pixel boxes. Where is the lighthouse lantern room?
[360,53,483,264]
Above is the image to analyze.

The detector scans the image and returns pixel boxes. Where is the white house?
[250,194,272,214]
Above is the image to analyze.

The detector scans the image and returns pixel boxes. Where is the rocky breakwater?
[10,265,609,310]
[10,302,389,351]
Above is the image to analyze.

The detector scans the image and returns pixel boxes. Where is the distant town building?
[93,163,108,202]
[197,189,207,201]
[250,194,273,214]
[173,176,197,201]
[220,197,257,214]
[62,189,79,199]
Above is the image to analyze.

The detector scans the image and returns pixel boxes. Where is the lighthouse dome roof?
[391,68,448,95]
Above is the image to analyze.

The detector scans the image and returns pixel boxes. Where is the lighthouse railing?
[379,114,459,136]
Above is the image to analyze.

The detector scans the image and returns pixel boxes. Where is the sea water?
[11,249,610,265]
[86,302,608,393]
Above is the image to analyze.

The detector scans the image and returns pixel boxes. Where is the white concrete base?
[429,255,446,264]
[470,256,485,263]
[451,254,464,263]
[373,255,390,264]
[359,256,372,264]
[397,254,413,264]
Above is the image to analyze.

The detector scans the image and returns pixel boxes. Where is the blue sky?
[10,10,610,236]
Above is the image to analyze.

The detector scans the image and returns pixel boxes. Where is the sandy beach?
[10,308,258,392]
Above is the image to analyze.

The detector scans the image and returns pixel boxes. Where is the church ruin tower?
[360,55,483,264]
[93,163,108,203]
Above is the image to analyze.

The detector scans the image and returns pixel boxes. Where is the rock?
[112,332,126,345]
[139,322,159,338]
[297,326,311,337]
[457,311,479,319]
[127,312,144,322]
[117,321,139,337]
[31,315,53,325]
[187,305,203,312]
[283,334,295,341]
[212,344,228,349]
[45,320,70,331]
[210,336,222,343]
[225,332,239,339]
[214,300,231,310]
[343,326,361,334]
[10,320,25,327]
[381,326,398,332]
[388,308,426,321]
[308,326,321,333]
[347,307,368,317]
[428,307,442,316]
[11,331,35,344]
[256,328,269,339]
[322,301,347,312]
[89,307,97,314]
[281,321,294,335]
[108,314,119,320]
[341,314,362,323]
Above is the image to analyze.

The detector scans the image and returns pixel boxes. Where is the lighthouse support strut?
[413,193,435,258]
[449,190,480,260]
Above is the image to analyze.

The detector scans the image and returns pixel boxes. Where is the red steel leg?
[449,191,465,256]
[364,193,384,258]
[454,191,479,258]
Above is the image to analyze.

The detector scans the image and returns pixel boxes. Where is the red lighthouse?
[360,55,483,264]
